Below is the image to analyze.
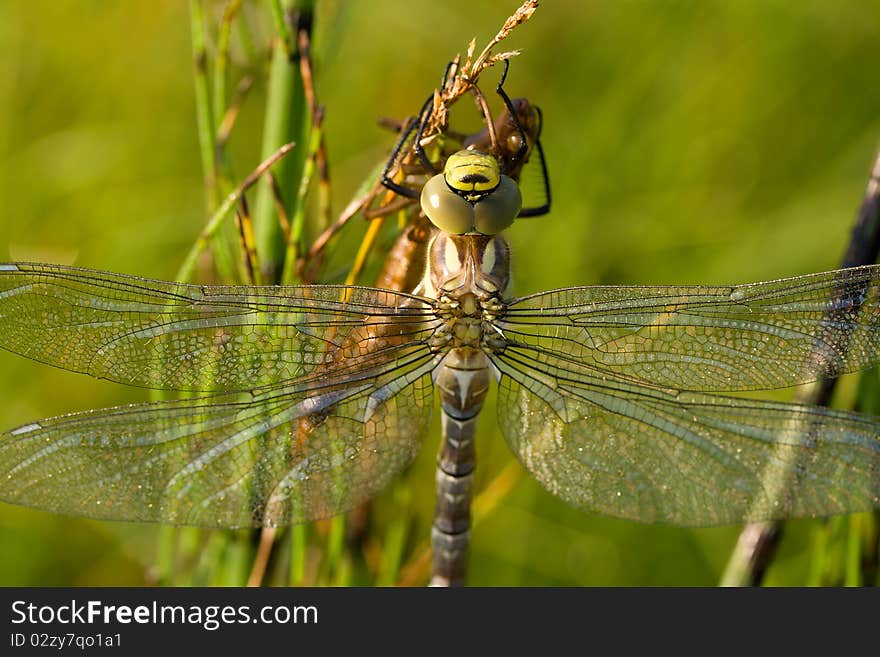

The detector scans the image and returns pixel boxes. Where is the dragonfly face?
[0,150,879,586]
[421,150,522,236]
[379,64,549,219]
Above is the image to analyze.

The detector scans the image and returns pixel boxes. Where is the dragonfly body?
[425,232,511,586]
[1,151,879,586]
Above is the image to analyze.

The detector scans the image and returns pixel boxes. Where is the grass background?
[0,0,878,585]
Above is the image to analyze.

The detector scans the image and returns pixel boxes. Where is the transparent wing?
[496,374,880,526]
[0,261,443,526]
[0,350,439,527]
[500,265,880,393]
[0,262,438,392]
[493,266,880,525]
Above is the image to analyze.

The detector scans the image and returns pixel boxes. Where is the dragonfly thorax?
[426,232,509,353]
[424,232,510,298]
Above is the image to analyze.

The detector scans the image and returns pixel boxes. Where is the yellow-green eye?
[420,151,522,235]
[443,150,501,199]
[421,173,475,234]
[421,172,522,235]
[473,175,521,234]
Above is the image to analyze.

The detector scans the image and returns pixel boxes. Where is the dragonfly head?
[420,149,522,235]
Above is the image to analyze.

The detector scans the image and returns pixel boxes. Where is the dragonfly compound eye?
[473,175,521,234]
[420,150,522,235]
[421,173,475,234]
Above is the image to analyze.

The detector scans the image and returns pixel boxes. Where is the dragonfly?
[1,150,879,586]
[378,60,549,216]
[303,57,550,292]
[376,58,549,287]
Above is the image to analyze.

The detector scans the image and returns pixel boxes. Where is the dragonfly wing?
[494,362,880,526]
[0,353,439,528]
[0,262,437,392]
[495,264,880,526]
[501,265,880,393]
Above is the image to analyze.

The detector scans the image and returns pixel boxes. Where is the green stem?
[176,142,296,282]
[845,514,863,586]
[156,525,176,585]
[806,523,830,586]
[289,524,307,585]
[281,116,323,284]
[376,484,412,586]
[189,0,241,281]
[252,0,313,283]
[322,515,346,584]
[213,1,241,139]
[189,0,218,209]
[269,0,294,51]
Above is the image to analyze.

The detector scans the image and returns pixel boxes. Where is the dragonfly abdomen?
[430,347,491,586]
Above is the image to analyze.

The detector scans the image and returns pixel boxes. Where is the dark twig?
[721,148,880,586]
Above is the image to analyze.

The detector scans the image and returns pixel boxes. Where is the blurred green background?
[0,0,878,586]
